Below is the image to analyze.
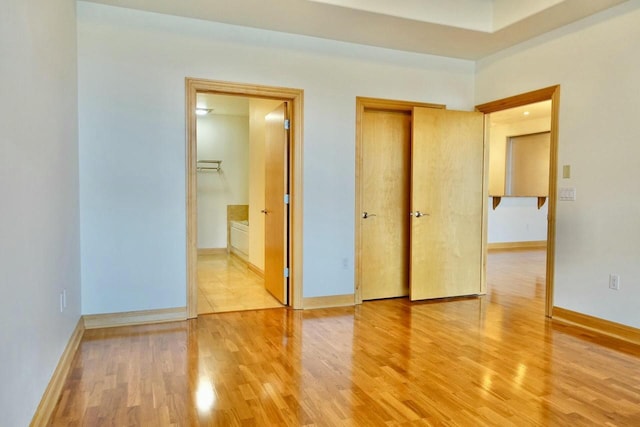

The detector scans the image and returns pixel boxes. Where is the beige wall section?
[488,117,550,196]
[249,99,282,271]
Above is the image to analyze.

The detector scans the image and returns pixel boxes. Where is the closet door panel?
[361,109,411,300]
[410,107,484,300]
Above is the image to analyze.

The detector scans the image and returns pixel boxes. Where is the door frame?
[354,97,444,304]
[185,78,304,318]
[475,85,561,317]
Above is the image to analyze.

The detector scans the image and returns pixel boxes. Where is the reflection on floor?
[197,252,283,314]
[487,247,547,313]
[49,249,640,425]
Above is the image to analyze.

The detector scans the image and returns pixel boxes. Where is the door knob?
[362,212,377,219]
[411,211,429,218]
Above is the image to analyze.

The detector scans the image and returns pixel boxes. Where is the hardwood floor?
[49,249,640,425]
[197,253,282,314]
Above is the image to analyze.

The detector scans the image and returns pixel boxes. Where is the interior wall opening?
[484,100,552,311]
[185,78,304,318]
[195,93,285,314]
[476,85,560,317]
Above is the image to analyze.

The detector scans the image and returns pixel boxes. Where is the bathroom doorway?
[185,78,304,317]
[195,94,284,314]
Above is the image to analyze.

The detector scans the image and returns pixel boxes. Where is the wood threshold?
[553,306,640,346]
[30,318,85,427]
[83,307,187,329]
[488,241,547,250]
[303,294,355,309]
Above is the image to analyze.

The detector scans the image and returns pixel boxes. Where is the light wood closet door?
[264,103,288,304]
[361,109,411,300]
[410,107,484,300]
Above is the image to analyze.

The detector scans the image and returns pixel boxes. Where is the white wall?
[0,1,80,424]
[488,117,550,243]
[488,198,548,243]
[77,1,475,309]
[249,99,282,271]
[197,114,250,249]
[477,0,640,327]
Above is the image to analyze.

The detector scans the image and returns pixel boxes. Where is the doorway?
[186,78,304,318]
[476,85,560,317]
[194,94,286,314]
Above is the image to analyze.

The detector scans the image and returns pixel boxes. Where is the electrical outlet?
[59,293,64,312]
[609,274,620,290]
[342,257,349,269]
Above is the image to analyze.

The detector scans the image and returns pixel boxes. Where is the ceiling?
[197,94,249,116]
[489,100,551,126]
[83,0,629,59]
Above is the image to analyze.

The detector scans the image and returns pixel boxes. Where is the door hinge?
[284,267,290,278]
[284,119,290,130]
[284,194,290,205]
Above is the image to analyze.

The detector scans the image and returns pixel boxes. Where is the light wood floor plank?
[49,249,640,425]
[197,253,282,314]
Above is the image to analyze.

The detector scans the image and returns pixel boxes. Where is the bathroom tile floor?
[197,252,283,314]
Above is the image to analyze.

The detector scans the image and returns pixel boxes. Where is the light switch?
[562,165,571,179]
[559,187,576,201]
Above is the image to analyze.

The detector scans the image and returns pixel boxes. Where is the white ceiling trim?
[308,0,494,32]
[82,0,630,59]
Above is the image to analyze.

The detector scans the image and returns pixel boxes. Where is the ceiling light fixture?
[523,111,530,116]
[196,108,213,116]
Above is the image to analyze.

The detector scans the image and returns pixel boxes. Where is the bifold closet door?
[410,107,484,301]
[360,109,411,300]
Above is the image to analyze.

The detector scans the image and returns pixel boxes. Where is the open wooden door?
[264,103,289,304]
[410,107,484,300]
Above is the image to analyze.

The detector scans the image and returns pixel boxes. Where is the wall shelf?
[197,160,222,172]
[491,196,547,210]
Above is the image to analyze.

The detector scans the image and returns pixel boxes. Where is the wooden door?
[410,107,484,300]
[264,103,288,304]
[361,109,411,300]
